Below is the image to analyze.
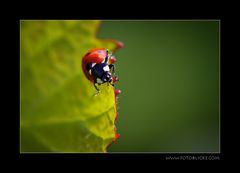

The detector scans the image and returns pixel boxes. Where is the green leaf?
[20,20,121,152]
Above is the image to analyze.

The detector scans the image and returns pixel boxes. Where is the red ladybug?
[82,48,117,93]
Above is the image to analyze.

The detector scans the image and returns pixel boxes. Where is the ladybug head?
[92,63,113,85]
[102,71,112,83]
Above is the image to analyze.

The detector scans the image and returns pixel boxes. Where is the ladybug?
[82,48,117,93]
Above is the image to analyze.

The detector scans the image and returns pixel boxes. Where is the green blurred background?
[98,20,220,152]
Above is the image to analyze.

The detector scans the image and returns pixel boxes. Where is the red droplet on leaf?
[113,76,119,83]
[116,133,120,139]
[116,41,124,49]
[109,56,117,64]
[115,89,121,95]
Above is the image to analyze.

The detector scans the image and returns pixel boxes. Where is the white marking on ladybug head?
[97,78,103,84]
[91,63,96,67]
[103,65,110,72]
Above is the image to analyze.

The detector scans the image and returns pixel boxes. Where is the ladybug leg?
[94,83,99,91]
[94,83,100,96]
[109,64,115,75]
[105,50,116,64]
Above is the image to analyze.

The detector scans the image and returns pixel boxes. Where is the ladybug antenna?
[104,49,112,63]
